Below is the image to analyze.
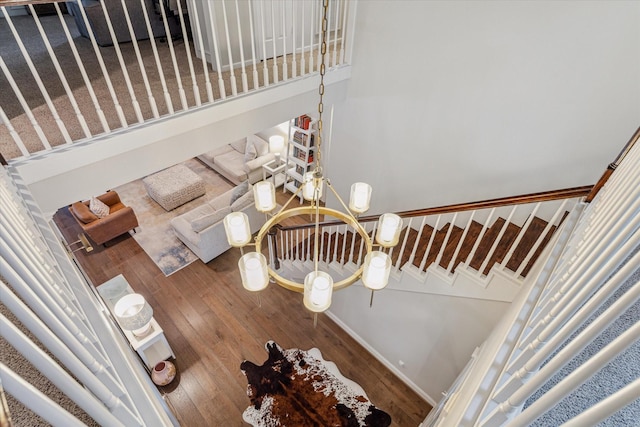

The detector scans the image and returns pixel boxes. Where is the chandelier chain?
[316,0,329,170]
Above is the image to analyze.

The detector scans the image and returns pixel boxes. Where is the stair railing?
[271,186,592,284]
[0,0,356,160]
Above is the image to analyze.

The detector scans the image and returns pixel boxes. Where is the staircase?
[273,188,589,303]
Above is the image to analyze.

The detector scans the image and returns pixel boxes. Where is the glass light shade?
[253,181,276,212]
[376,213,403,247]
[303,271,333,313]
[349,182,372,214]
[302,172,323,201]
[238,252,269,292]
[362,251,392,290]
[223,212,251,247]
[113,293,153,336]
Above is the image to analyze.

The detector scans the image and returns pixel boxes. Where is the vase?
[151,360,176,386]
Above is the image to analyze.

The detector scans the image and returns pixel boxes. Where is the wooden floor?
[53,191,432,426]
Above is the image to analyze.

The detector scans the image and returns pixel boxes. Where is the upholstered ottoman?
[143,164,206,211]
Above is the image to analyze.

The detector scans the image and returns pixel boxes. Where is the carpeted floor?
[114,158,233,276]
[525,244,640,426]
[0,278,99,427]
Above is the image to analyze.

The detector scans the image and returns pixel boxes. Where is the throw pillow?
[191,206,232,232]
[230,138,247,154]
[230,181,250,205]
[89,197,110,218]
[244,139,258,162]
[231,190,254,212]
[247,134,269,156]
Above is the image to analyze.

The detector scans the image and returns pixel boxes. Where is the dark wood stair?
[285,214,564,279]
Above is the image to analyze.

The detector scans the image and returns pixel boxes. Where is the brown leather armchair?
[69,191,138,245]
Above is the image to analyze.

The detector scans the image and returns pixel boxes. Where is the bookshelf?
[283,114,317,200]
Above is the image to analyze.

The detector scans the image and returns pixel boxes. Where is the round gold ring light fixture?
[223,0,402,320]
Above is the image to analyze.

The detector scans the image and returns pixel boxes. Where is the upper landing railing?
[0,0,354,160]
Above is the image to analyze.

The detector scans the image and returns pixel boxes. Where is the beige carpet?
[114,158,233,276]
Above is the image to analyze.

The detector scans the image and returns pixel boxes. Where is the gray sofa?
[170,183,264,263]
[197,135,275,186]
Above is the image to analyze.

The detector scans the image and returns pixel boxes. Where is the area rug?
[240,341,391,427]
[114,159,233,276]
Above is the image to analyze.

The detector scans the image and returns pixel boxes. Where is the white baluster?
[97,0,147,121]
[159,0,188,110]
[270,1,279,83]
[206,1,227,98]
[407,216,427,269]
[516,227,639,363]
[418,215,440,272]
[291,0,297,78]
[514,200,569,278]
[189,0,214,102]
[561,378,640,427]
[71,0,128,127]
[497,250,639,397]
[339,0,349,64]
[478,205,517,276]
[28,5,91,139]
[0,105,30,157]
[259,0,270,86]
[53,2,110,133]
[434,212,458,270]
[281,1,288,80]
[464,207,496,268]
[0,364,90,427]
[246,0,260,90]
[234,0,249,92]
[499,203,540,274]
[300,0,306,74]
[1,318,137,426]
[3,12,72,144]
[220,0,238,95]
[394,217,412,272]
[332,0,340,67]
[503,322,640,427]
[340,224,349,264]
[136,0,174,114]
[176,0,201,106]
[528,197,640,329]
[447,211,476,273]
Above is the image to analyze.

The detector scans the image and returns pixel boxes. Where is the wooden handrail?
[278,185,592,232]
[585,126,640,202]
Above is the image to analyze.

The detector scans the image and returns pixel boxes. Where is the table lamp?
[269,135,285,165]
[114,293,153,337]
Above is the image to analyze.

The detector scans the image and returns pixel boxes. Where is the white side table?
[262,160,286,188]
[122,318,175,369]
[97,275,175,369]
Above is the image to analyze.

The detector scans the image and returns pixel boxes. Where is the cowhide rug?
[240,341,391,427]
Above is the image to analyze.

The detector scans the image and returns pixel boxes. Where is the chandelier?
[223,0,402,317]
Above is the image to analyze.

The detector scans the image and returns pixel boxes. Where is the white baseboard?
[325,311,438,407]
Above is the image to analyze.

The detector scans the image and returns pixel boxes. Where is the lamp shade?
[303,271,333,313]
[254,181,276,213]
[269,135,285,154]
[238,252,269,292]
[349,182,372,214]
[302,172,323,201]
[113,293,153,336]
[376,213,403,247]
[224,212,252,247]
[362,251,391,290]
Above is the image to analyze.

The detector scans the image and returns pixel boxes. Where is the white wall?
[327,0,640,213]
[324,0,640,405]
[329,284,508,403]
